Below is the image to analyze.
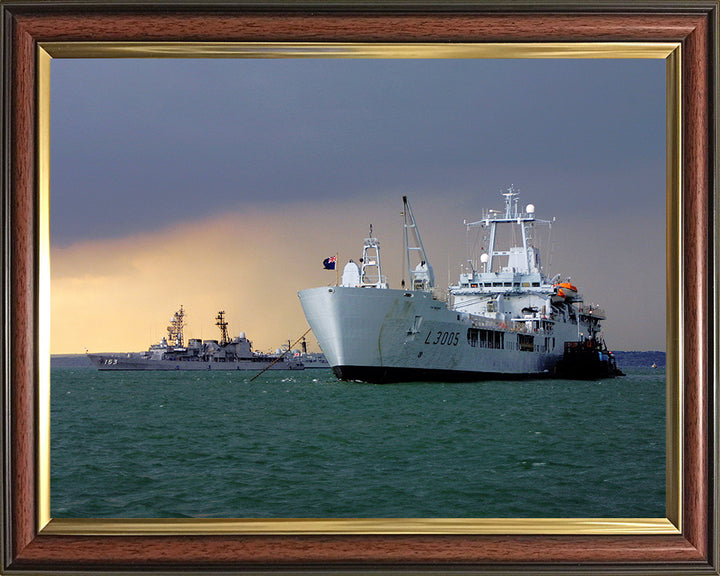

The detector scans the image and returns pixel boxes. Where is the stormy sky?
[50,57,666,353]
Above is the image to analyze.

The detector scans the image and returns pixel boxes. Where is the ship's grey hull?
[298,286,569,383]
[87,353,301,371]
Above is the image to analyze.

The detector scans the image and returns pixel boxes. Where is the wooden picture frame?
[1,1,717,573]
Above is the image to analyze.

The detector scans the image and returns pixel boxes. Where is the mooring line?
[249,327,312,382]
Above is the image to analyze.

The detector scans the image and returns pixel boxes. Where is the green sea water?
[50,365,665,518]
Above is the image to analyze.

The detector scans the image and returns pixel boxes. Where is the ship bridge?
[463,187,552,277]
[451,271,551,295]
[449,189,560,319]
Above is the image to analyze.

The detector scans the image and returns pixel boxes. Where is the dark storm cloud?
[51,57,664,246]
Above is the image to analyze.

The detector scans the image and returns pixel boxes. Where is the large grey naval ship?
[298,190,623,383]
[87,308,305,371]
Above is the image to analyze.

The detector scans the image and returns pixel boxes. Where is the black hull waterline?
[332,365,554,384]
[333,363,624,384]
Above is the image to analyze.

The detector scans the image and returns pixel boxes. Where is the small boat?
[275,337,330,369]
[554,282,578,300]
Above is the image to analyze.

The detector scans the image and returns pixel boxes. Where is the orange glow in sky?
[51,196,417,355]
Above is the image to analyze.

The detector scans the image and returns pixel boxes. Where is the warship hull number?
[424,330,460,346]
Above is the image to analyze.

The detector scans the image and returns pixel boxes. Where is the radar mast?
[360,224,388,288]
[215,310,230,345]
[166,306,185,347]
[466,186,549,275]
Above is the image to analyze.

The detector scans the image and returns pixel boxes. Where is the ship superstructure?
[298,190,621,383]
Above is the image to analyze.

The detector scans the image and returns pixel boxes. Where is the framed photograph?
[2,1,717,574]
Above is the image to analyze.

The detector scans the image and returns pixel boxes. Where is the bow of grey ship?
[298,191,622,383]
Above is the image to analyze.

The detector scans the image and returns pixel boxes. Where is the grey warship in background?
[299,190,623,383]
[87,308,305,371]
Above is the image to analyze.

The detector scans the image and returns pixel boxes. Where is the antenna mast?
[215,310,230,345]
[360,224,387,288]
[166,306,185,347]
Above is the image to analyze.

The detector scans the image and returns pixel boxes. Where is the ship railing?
[513,325,551,335]
[578,304,606,318]
[359,274,389,288]
[469,315,502,329]
[468,314,553,334]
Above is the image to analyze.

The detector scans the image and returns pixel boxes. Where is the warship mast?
[215,310,230,345]
[166,306,185,347]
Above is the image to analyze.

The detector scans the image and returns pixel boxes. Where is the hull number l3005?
[424,331,461,346]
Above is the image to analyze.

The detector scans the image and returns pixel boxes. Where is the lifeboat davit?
[554,282,578,300]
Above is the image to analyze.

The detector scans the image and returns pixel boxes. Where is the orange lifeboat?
[554,282,578,300]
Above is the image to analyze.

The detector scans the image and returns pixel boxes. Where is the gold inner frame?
[37,41,682,536]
